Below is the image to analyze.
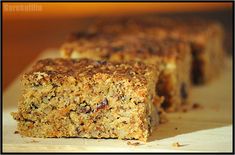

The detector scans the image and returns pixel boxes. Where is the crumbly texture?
[145,17,225,84]
[11,58,163,141]
[189,26,224,84]
[61,34,192,112]
[63,16,225,84]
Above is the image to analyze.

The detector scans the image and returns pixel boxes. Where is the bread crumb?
[26,139,40,143]
[14,131,19,134]
[182,108,188,113]
[181,102,202,112]
[174,127,178,130]
[192,103,203,109]
[180,104,190,112]
[172,142,181,147]
[127,141,141,146]
[172,142,188,147]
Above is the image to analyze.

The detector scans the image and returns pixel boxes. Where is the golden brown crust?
[24,58,160,87]
[65,16,223,43]
[62,16,224,85]
[62,33,189,61]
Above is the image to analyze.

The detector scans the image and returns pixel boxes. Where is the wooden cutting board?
[3,50,233,152]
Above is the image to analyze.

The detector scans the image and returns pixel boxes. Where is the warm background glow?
[3,2,232,19]
[2,2,233,90]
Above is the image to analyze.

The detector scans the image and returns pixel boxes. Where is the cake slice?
[61,34,192,112]
[11,58,163,141]
[64,16,225,84]
[144,17,225,84]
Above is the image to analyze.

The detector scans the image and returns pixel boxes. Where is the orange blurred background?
[3,2,232,19]
[2,2,233,90]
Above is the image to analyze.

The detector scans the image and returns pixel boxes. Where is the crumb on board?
[172,142,181,147]
[192,103,203,109]
[26,139,40,143]
[181,102,203,113]
[172,142,187,147]
[174,127,178,130]
[127,141,141,146]
[14,131,19,134]
[180,104,190,113]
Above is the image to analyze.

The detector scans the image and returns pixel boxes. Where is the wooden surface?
[3,50,233,153]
